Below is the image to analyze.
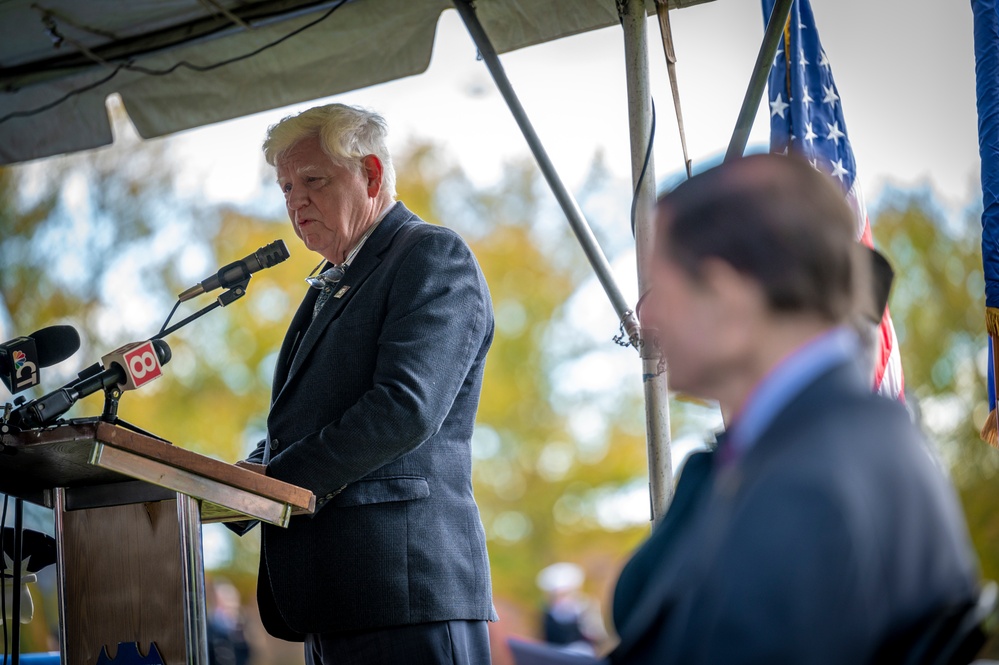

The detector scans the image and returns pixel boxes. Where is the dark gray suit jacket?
[610,359,979,664]
[242,202,496,639]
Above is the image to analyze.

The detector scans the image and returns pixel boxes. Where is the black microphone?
[178,240,290,302]
[0,325,81,395]
[8,339,171,430]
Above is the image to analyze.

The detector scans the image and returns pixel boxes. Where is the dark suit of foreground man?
[611,154,979,664]
[234,104,495,665]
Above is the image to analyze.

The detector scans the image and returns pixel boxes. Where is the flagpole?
[725,0,793,161]
[619,0,674,527]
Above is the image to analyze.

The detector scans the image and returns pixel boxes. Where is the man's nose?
[287,187,308,210]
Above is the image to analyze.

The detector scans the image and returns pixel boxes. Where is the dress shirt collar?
[725,326,861,460]
[344,200,396,268]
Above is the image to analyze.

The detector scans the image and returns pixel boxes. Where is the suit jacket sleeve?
[224,439,268,536]
[265,229,491,502]
[245,438,267,464]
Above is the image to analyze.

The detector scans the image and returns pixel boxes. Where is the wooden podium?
[0,420,314,665]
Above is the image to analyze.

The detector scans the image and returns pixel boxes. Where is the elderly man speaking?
[233,103,496,665]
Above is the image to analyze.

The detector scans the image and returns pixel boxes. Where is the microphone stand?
[9,497,23,665]
[153,279,250,342]
[1,280,251,439]
[100,278,250,436]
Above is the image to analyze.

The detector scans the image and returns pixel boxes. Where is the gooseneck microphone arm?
[176,239,290,302]
[156,240,290,340]
[154,277,249,341]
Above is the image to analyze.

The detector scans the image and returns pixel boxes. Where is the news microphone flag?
[0,338,38,394]
[973,0,999,445]
[8,339,171,430]
[0,325,81,396]
[101,341,164,391]
[761,0,904,401]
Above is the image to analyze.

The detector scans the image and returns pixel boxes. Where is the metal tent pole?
[725,0,793,161]
[619,0,673,526]
[452,0,641,347]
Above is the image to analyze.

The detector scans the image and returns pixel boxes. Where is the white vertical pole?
[620,0,673,527]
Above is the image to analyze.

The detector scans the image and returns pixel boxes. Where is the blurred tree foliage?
[871,191,999,581]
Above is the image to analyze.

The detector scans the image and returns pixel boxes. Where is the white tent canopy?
[0,0,709,165]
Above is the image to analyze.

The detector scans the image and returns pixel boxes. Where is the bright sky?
[170,0,979,215]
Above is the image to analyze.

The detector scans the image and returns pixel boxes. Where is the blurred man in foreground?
[610,154,980,664]
[232,103,496,664]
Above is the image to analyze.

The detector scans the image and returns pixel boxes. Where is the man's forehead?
[276,136,327,167]
[276,150,332,180]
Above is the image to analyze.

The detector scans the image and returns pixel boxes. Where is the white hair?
[263,103,397,200]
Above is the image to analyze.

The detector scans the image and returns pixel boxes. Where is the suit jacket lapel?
[271,288,317,404]
[276,203,415,400]
[734,358,866,482]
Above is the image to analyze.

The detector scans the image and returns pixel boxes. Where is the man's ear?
[361,154,383,198]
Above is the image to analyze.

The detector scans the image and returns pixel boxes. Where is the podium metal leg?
[177,494,208,665]
[54,488,68,661]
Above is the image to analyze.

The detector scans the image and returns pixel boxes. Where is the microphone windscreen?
[30,325,81,367]
[151,339,172,365]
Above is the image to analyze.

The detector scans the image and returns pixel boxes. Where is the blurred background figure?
[207,578,251,665]
[537,563,603,656]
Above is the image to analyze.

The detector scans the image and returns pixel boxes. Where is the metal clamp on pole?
[452,0,641,349]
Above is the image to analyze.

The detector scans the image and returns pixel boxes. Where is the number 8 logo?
[129,350,158,379]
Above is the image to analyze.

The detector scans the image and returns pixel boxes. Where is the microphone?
[178,240,290,302]
[8,339,171,430]
[0,325,81,395]
[101,341,167,391]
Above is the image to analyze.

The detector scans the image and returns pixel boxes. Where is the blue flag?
[972,0,999,444]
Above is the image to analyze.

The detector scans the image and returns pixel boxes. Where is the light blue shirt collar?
[727,326,861,458]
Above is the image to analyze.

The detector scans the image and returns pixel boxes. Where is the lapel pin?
[334,285,351,299]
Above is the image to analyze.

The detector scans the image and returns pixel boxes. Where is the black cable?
[630,97,657,237]
[0,65,126,123]
[123,0,348,77]
[1,0,349,125]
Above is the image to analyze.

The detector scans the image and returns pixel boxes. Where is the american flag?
[762,0,904,400]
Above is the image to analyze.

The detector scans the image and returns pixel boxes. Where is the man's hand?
[235,461,267,474]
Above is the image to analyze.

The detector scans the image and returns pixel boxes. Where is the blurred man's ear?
[863,246,895,324]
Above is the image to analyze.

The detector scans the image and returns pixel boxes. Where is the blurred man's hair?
[658,153,871,324]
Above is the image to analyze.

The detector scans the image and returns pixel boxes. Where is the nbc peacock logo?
[12,350,26,370]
